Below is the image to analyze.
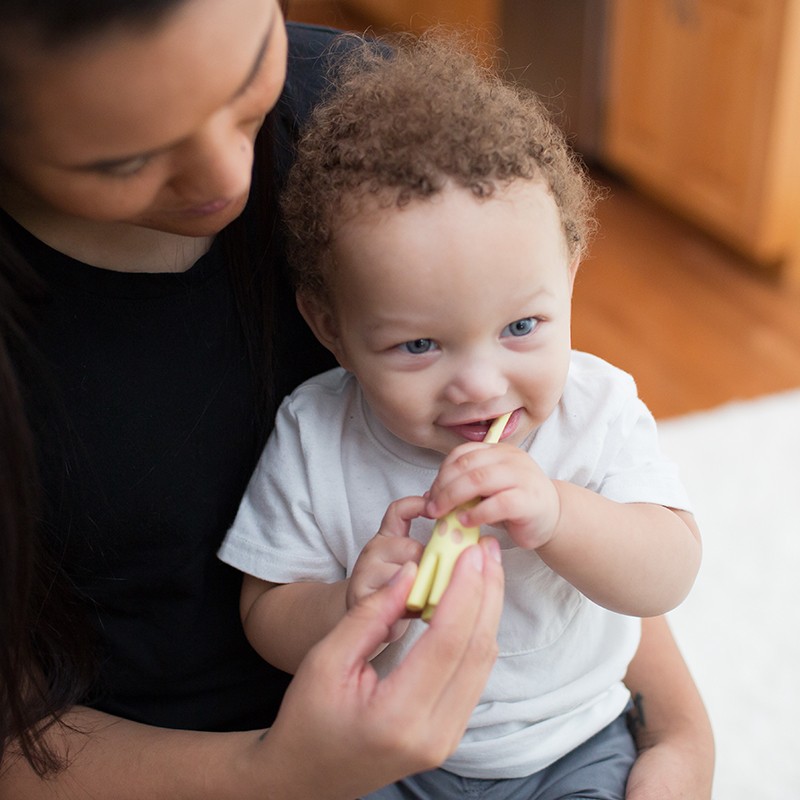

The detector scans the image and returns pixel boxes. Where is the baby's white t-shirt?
[219,351,691,778]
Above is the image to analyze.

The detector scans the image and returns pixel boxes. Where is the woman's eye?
[96,155,151,178]
[401,338,437,354]
[501,317,539,338]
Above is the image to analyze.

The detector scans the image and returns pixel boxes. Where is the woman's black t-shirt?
[6,23,339,732]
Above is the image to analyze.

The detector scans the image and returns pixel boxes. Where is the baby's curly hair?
[281,31,597,301]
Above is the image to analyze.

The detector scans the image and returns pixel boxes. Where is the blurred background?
[285,0,800,421]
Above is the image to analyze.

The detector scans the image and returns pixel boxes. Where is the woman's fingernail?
[468,545,484,571]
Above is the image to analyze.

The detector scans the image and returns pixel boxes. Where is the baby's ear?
[296,292,348,367]
[568,256,581,290]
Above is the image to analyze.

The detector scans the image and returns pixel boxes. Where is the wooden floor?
[573,171,800,419]
[286,1,800,420]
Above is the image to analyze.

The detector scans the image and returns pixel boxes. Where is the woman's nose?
[170,115,254,202]
[443,359,509,406]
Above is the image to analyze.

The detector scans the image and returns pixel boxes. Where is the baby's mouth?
[444,410,518,443]
[446,417,499,442]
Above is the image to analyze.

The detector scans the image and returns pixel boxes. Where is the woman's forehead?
[2,0,276,163]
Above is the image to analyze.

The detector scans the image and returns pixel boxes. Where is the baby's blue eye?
[401,338,437,354]
[502,317,538,337]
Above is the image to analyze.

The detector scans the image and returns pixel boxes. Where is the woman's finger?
[313,560,418,671]
[387,539,503,720]
[423,537,504,732]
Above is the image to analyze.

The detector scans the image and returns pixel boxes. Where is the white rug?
[658,390,800,799]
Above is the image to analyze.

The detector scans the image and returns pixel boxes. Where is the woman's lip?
[179,198,233,217]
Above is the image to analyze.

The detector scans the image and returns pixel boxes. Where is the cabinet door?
[603,2,678,190]
[344,0,499,40]
[604,0,791,263]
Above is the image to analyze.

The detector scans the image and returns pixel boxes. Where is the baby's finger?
[426,452,505,517]
[379,495,429,537]
[428,446,535,517]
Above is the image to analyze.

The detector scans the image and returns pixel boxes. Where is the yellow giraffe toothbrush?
[406,412,511,621]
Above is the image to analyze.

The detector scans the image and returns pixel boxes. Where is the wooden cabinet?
[342,0,500,50]
[603,0,800,282]
[343,0,498,29]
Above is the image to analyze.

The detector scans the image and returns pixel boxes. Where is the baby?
[219,33,701,799]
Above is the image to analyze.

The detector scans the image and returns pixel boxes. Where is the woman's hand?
[256,537,504,800]
[0,544,501,800]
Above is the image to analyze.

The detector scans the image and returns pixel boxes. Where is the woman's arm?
[623,615,715,800]
[2,539,504,800]
[1,707,266,800]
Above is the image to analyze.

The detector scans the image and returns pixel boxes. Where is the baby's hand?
[426,442,561,550]
[348,495,426,643]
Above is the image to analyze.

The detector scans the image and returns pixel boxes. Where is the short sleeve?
[530,352,692,512]
[596,392,692,510]
[218,394,347,583]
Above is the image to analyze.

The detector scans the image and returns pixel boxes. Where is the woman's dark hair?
[0,0,289,775]
[0,0,178,39]
[0,234,85,777]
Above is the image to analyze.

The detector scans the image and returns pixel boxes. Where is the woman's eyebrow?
[73,13,277,172]
[231,13,275,100]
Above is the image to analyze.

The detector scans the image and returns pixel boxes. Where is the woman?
[0,0,713,796]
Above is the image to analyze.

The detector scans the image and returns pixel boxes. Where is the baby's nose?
[443,359,509,405]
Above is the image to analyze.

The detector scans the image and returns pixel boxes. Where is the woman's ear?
[296,292,350,368]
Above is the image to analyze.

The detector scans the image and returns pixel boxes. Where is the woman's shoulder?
[280,23,351,126]
[286,20,345,60]
[280,24,389,128]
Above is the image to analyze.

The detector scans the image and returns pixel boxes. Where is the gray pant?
[363,712,636,800]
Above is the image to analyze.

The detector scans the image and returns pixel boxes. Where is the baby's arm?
[241,496,426,673]
[536,484,700,616]
[241,575,348,674]
[426,443,701,617]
